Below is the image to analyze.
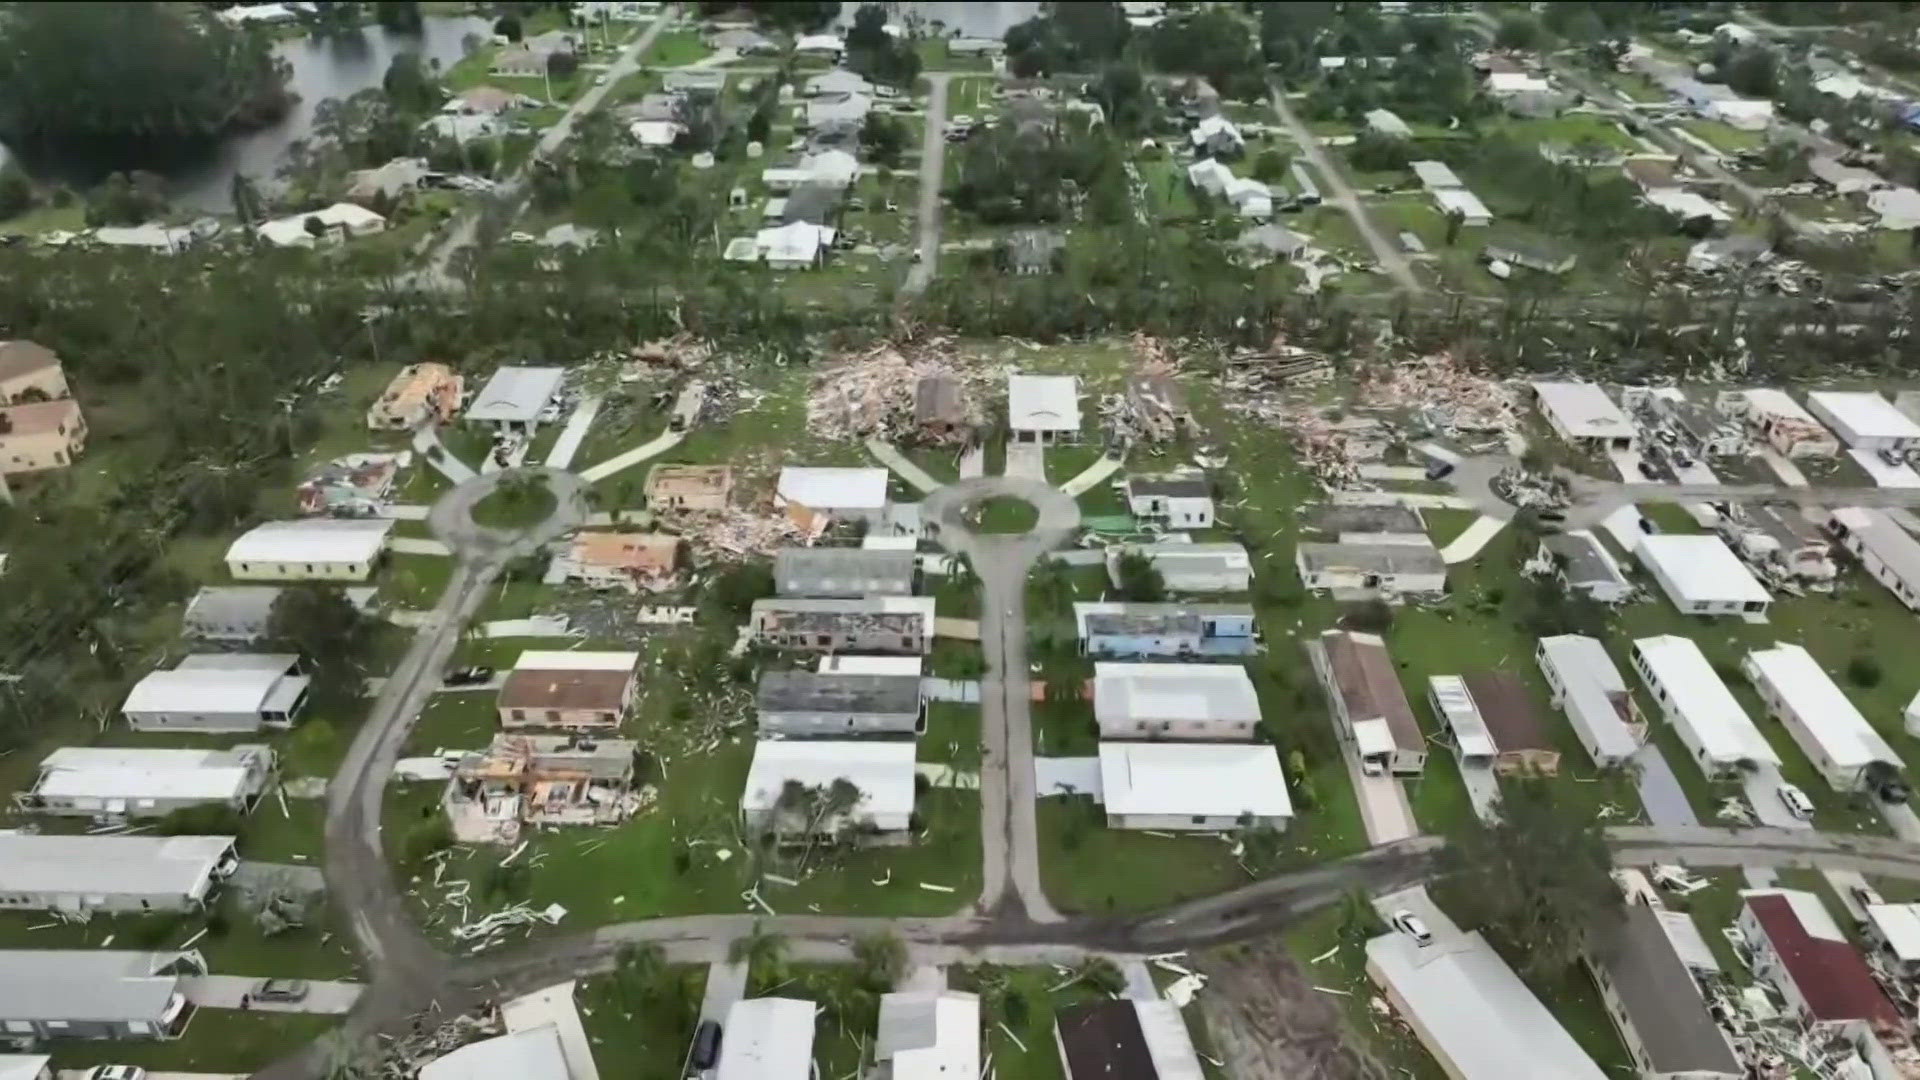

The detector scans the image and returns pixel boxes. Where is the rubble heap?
[806,340,989,444]
[1356,351,1522,440]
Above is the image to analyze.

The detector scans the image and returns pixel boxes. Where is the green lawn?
[578,965,708,1079]
[1037,798,1262,914]
[380,552,457,609]
[0,202,85,237]
[950,963,1114,1080]
[645,29,713,67]
[1677,118,1765,155]
[1282,906,1447,1078]
[914,39,995,72]
[404,689,498,756]
[470,475,556,529]
[968,494,1038,533]
[49,1010,341,1074]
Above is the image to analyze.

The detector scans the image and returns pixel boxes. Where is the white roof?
[876,991,980,1078]
[1187,157,1234,193]
[1632,635,1779,766]
[1135,1000,1205,1079]
[1487,71,1552,94]
[226,518,394,566]
[718,998,816,1080]
[800,149,860,187]
[1745,887,1848,941]
[1366,930,1608,1080]
[742,740,917,818]
[256,203,386,246]
[511,650,640,672]
[1870,186,1920,229]
[1635,533,1771,607]
[1743,644,1897,772]
[817,655,922,675]
[1008,373,1081,432]
[0,834,234,898]
[756,220,836,263]
[498,981,599,1080]
[0,1057,48,1080]
[123,658,303,716]
[805,68,871,95]
[1097,742,1292,819]
[1537,635,1640,760]
[1741,387,1822,425]
[1411,160,1463,188]
[1645,188,1731,223]
[795,33,844,52]
[1807,391,1920,443]
[1866,904,1920,962]
[1094,662,1259,724]
[1139,542,1251,572]
[1832,507,1920,591]
[422,1028,570,1080]
[1428,675,1496,758]
[1353,717,1396,757]
[777,466,889,510]
[628,120,681,146]
[34,746,266,802]
[1431,186,1492,221]
[1532,381,1635,442]
[1365,108,1411,136]
[468,366,566,423]
[1188,115,1243,147]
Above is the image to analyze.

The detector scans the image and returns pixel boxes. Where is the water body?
[2,15,492,213]
[832,1,1040,41]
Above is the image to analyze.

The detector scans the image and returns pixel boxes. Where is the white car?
[1390,910,1432,946]
[1777,783,1815,821]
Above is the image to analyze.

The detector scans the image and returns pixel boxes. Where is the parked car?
[1424,460,1455,481]
[1777,783,1815,821]
[87,1068,146,1080]
[1851,883,1886,911]
[1874,774,1913,805]
[252,978,310,1003]
[691,1020,723,1070]
[444,665,495,686]
[1390,910,1432,946]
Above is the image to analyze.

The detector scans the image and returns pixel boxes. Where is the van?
[691,1020,722,1070]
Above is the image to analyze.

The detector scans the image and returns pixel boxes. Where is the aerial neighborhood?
[19,1,1920,1078]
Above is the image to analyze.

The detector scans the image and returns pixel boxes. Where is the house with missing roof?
[497,651,640,730]
[18,745,273,820]
[740,740,917,835]
[1429,672,1561,776]
[1008,373,1081,444]
[774,547,916,598]
[1093,662,1260,741]
[644,464,733,512]
[0,397,87,476]
[716,998,815,1080]
[755,670,922,737]
[1123,473,1214,528]
[444,733,638,845]
[1312,629,1425,774]
[122,654,311,732]
[1072,602,1257,659]
[0,834,237,914]
[1053,1000,1205,1078]
[1633,533,1772,618]
[1536,635,1642,767]
[0,340,69,404]
[1097,741,1291,830]
[1743,643,1902,792]
[1112,541,1253,594]
[0,950,205,1042]
[1528,530,1632,604]
[1295,539,1447,600]
[749,596,937,654]
[551,531,681,593]
[296,452,406,517]
[225,518,395,581]
[1829,507,1920,613]
[465,366,566,437]
[1583,904,1742,1080]
[1723,388,1840,459]
[366,362,463,430]
[1631,635,1780,777]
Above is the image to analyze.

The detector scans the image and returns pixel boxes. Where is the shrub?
[1849,655,1883,688]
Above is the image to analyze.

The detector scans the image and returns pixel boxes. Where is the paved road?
[903,73,952,296]
[421,14,675,286]
[1266,87,1421,293]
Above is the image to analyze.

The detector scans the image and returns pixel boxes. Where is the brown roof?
[1055,1001,1154,1079]
[498,668,633,712]
[0,398,81,437]
[571,531,680,574]
[1462,671,1550,753]
[0,340,59,383]
[1746,893,1902,1028]
[1322,631,1421,752]
[914,375,965,424]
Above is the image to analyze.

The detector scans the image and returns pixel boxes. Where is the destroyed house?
[1305,504,1426,538]
[18,745,274,819]
[913,375,968,437]
[1585,904,1741,1080]
[1124,474,1214,529]
[181,585,376,644]
[1535,530,1631,604]
[0,834,237,914]
[445,733,637,844]
[1485,240,1575,275]
[750,596,936,655]
[774,547,916,598]
[1537,635,1641,767]
[1725,507,1835,584]
[1124,374,1192,441]
[1728,388,1839,459]
[0,950,204,1042]
[1093,662,1261,741]
[0,340,67,404]
[1054,1000,1205,1079]
[645,464,733,512]
[554,531,681,593]
[1741,890,1903,1033]
[1829,507,1920,613]
[1314,630,1424,774]
[366,362,461,430]
[755,670,922,737]
[1652,394,1744,458]
[1072,601,1256,659]
[497,651,640,730]
[122,654,310,733]
[296,452,402,516]
[1295,541,1447,598]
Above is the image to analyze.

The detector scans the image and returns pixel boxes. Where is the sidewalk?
[411,426,476,484]
[1058,453,1123,496]
[578,428,687,483]
[866,438,941,494]
[1437,514,1505,564]
[544,394,605,469]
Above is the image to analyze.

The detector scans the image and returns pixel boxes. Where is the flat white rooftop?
[1807,390,1920,443]
[776,466,890,510]
[1866,903,1920,962]
[510,650,640,672]
[0,834,235,898]
[1743,644,1897,772]
[1008,373,1081,432]
[1634,635,1779,766]
[1097,742,1292,819]
[226,518,394,566]
[742,740,917,818]
[1093,662,1260,724]
[1635,533,1771,607]
[123,656,305,716]
[876,991,980,1079]
[718,997,815,1080]
[466,365,565,423]
[1428,675,1496,758]
[1532,381,1635,442]
[32,745,268,802]
[1537,635,1640,761]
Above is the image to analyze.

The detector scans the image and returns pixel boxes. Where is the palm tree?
[852,931,907,991]
[731,921,789,991]
[613,941,666,1007]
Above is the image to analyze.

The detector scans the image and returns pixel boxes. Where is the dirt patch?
[1194,939,1396,1080]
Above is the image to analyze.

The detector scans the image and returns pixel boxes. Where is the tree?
[1092,63,1151,133]
[613,942,667,1007]
[382,52,440,115]
[846,3,889,54]
[732,921,790,991]
[1493,13,1542,51]
[493,14,523,42]
[1848,655,1883,688]
[374,0,423,31]
[0,163,31,220]
[84,170,169,227]
[1434,778,1621,978]
[229,173,266,227]
[0,2,291,146]
[267,584,379,713]
[861,111,909,168]
[852,931,906,991]
[1250,148,1292,183]
[1114,551,1166,601]
[1074,957,1126,995]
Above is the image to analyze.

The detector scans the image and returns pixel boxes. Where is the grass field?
[49,1010,341,1074]
[577,965,708,1078]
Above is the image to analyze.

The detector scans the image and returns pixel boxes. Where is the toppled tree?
[268,583,381,716]
[852,931,906,991]
[1113,550,1166,602]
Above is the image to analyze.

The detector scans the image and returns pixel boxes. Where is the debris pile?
[657,504,811,560]
[370,1012,502,1077]
[622,334,712,376]
[1356,351,1521,440]
[805,340,989,443]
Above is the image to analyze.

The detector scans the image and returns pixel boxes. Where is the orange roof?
[0,398,81,437]
[571,531,680,573]
[374,363,462,419]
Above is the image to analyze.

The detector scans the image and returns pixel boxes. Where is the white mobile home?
[1742,644,1900,792]
[123,654,310,732]
[1007,373,1081,444]
[1805,391,1920,453]
[741,740,916,834]
[466,366,566,437]
[0,951,204,1042]
[1123,473,1214,528]
[876,991,979,1078]
[1536,635,1642,767]
[717,998,815,1080]
[18,745,274,819]
[225,518,394,581]
[1828,507,1920,613]
[1633,533,1771,617]
[1533,531,1632,604]
[1295,540,1447,598]
[1092,662,1260,741]
[1097,742,1291,831]
[0,834,237,914]
[1114,541,1252,593]
[1532,382,1636,452]
[1630,635,1780,776]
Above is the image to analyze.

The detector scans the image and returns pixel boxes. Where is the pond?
[833,1,1040,41]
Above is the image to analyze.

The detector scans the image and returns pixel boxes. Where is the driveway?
[543,393,604,470]
[697,959,748,1024]
[1744,764,1814,831]
[867,438,942,494]
[576,427,687,483]
[1369,885,1461,940]
[1004,442,1045,481]
[1632,744,1698,827]
[411,426,477,484]
[1457,760,1501,824]
[183,975,363,1015]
